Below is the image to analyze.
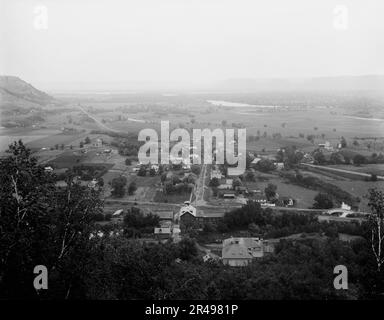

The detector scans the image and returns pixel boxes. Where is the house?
[302,153,314,164]
[154,227,172,239]
[275,162,284,170]
[150,164,159,173]
[235,186,248,194]
[251,157,262,166]
[227,167,245,177]
[318,141,333,151]
[112,209,123,217]
[236,196,248,205]
[218,179,234,190]
[218,182,233,190]
[223,192,236,199]
[93,138,103,148]
[250,189,262,195]
[203,252,219,263]
[341,202,351,211]
[222,237,265,267]
[261,202,276,207]
[111,209,124,222]
[87,178,98,189]
[280,196,294,207]
[155,210,174,221]
[253,194,267,204]
[177,203,197,225]
[44,166,53,172]
[211,169,223,180]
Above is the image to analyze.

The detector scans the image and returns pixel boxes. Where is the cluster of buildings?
[153,203,275,267]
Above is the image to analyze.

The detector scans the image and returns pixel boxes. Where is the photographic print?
[0,0,383,307]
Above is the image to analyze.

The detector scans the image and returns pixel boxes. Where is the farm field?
[105,174,162,202]
[26,132,87,151]
[65,94,384,142]
[298,168,382,212]
[0,128,63,152]
[125,175,162,202]
[247,137,313,153]
[243,173,318,209]
[153,190,191,204]
[329,180,384,212]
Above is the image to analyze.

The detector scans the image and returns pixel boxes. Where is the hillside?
[0,76,54,111]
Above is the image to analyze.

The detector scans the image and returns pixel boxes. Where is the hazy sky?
[1,0,383,91]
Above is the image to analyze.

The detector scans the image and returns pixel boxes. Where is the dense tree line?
[82,235,383,299]
[220,201,365,239]
[0,141,103,299]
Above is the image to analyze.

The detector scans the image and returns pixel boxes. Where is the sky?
[0,0,383,91]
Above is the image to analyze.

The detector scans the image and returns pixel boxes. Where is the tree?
[370,174,378,182]
[307,135,315,143]
[191,165,201,175]
[0,140,103,299]
[125,158,132,166]
[353,154,366,166]
[79,141,84,148]
[123,207,159,234]
[367,188,384,271]
[84,136,91,144]
[313,151,326,165]
[209,177,220,187]
[233,178,241,189]
[137,166,146,176]
[245,171,255,181]
[160,172,167,183]
[177,237,198,261]
[340,137,347,148]
[111,176,127,197]
[313,193,333,209]
[97,177,104,187]
[149,168,156,176]
[330,152,344,165]
[128,181,137,195]
[265,183,277,201]
[256,159,276,172]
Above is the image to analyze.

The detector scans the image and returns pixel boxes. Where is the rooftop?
[222,237,264,260]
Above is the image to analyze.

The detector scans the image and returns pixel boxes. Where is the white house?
[251,157,262,166]
[93,138,103,148]
[222,237,265,267]
[341,202,351,211]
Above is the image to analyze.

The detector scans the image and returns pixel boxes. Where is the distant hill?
[213,75,384,93]
[0,76,54,110]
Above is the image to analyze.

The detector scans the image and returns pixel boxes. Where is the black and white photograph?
[1,0,384,306]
